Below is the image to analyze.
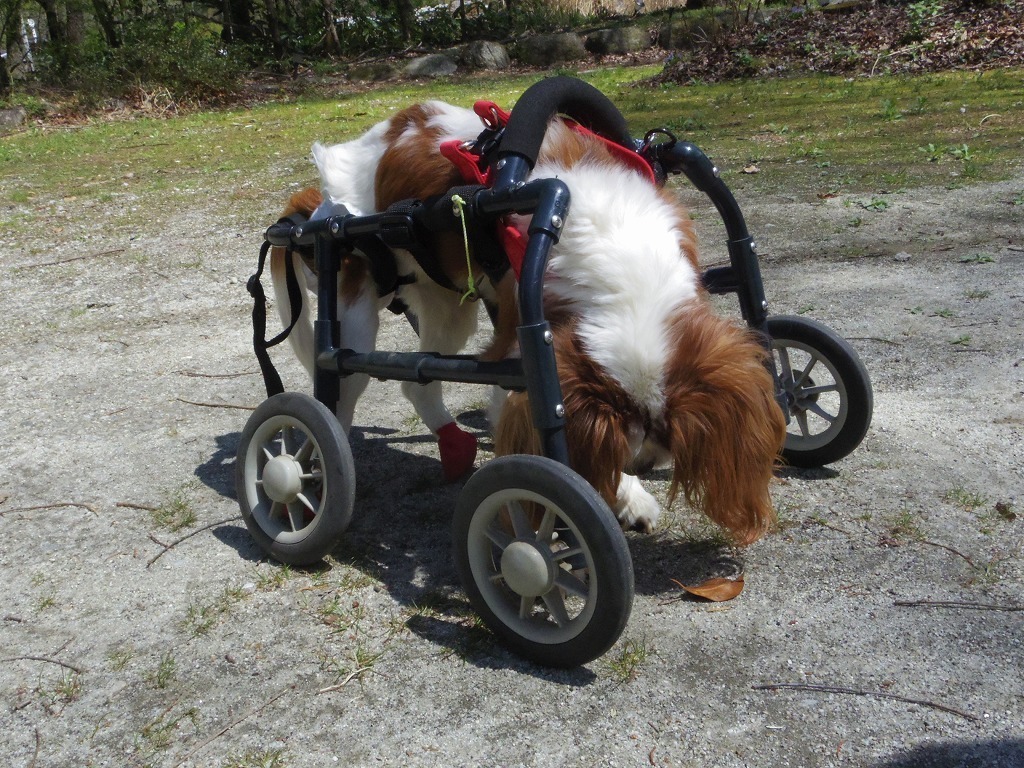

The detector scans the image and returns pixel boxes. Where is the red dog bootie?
[436,422,477,482]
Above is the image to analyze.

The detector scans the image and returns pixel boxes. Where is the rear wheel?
[236,392,355,565]
[767,315,873,468]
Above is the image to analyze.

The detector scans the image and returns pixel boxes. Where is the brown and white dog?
[272,100,785,544]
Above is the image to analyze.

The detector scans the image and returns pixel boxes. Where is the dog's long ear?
[662,305,786,545]
[554,324,634,509]
[493,324,633,510]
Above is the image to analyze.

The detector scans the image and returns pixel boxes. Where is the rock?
[514,32,587,67]
[404,53,458,78]
[461,40,511,70]
[346,62,398,82]
[894,251,912,262]
[585,26,651,56]
[0,107,27,131]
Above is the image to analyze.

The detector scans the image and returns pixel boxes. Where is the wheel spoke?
[541,590,571,627]
[485,524,514,551]
[552,545,584,563]
[796,410,811,438]
[536,509,556,542]
[268,500,283,519]
[295,492,317,514]
[261,444,276,463]
[298,471,322,482]
[806,401,837,424]
[795,355,819,387]
[519,595,534,619]
[801,383,838,397]
[777,346,794,381]
[286,503,304,532]
[506,501,533,539]
[554,570,589,599]
[294,437,314,463]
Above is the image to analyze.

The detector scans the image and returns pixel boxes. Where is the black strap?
[247,240,303,398]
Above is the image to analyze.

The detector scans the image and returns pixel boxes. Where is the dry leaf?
[742,165,760,174]
[672,576,744,602]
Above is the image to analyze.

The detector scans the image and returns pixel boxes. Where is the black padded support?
[496,76,634,169]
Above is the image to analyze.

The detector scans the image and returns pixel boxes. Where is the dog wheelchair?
[237,77,873,667]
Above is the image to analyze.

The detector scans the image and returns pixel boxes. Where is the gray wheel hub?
[501,540,556,597]
[262,455,304,503]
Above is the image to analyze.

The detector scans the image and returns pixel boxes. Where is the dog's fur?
[271,100,785,544]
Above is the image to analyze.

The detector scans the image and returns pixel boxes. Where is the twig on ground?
[915,539,977,569]
[175,398,255,411]
[4,615,26,623]
[172,685,295,767]
[29,728,40,768]
[147,516,239,568]
[2,655,84,674]
[175,369,256,379]
[318,667,374,693]
[752,682,978,721]
[21,248,126,269]
[116,501,159,512]
[847,336,902,346]
[0,502,98,517]
[895,599,1024,612]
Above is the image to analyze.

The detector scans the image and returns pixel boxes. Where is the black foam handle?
[496,76,634,169]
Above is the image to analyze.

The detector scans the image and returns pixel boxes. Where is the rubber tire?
[236,392,355,565]
[453,455,634,668]
[767,315,873,468]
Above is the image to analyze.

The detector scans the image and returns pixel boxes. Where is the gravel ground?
[1,155,1022,767]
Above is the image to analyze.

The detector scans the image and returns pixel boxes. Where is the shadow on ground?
[873,739,1024,768]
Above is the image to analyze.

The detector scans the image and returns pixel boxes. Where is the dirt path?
[1,168,1021,766]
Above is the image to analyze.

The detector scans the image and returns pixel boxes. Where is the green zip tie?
[451,194,477,304]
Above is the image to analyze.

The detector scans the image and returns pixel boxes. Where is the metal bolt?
[496,158,507,170]
[294,226,303,239]
[330,221,340,235]
[751,241,758,252]
[554,404,565,418]
[712,166,720,178]
[550,215,563,229]
[543,330,553,345]
[762,300,769,311]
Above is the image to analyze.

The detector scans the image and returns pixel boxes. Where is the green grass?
[2,66,1021,226]
[602,636,653,684]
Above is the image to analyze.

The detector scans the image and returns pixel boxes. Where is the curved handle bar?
[494,76,635,184]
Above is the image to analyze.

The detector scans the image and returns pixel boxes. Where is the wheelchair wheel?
[453,455,634,668]
[766,315,873,468]
[236,392,355,565]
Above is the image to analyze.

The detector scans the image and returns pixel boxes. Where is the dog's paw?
[614,475,661,534]
[437,422,477,482]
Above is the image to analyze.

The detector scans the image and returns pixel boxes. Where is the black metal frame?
[263,136,777,471]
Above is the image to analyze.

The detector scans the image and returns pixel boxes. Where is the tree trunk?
[264,0,283,58]
[321,0,340,55]
[391,0,415,43]
[222,0,254,43]
[91,0,120,48]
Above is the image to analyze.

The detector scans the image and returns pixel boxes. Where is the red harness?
[439,100,656,278]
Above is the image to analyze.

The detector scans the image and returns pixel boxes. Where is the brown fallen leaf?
[671,576,744,602]
[742,164,760,174]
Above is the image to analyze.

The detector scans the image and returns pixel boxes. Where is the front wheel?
[453,455,634,667]
[766,315,873,468]
[236,392,355,565]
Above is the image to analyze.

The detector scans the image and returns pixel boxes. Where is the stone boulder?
[347,62,399,82]
[0,106,27,132]
[514,32,587,67]
[585,26,651,56]
[404,53,458,78]
[461,40,511,70]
